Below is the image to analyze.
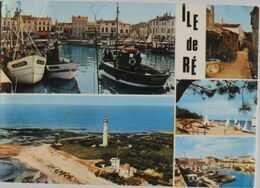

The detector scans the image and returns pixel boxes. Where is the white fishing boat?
[252,112,257,127]
[46,61,78,80]
[7,55,46,84]
[5,7,46,84]
[46,41,78,80]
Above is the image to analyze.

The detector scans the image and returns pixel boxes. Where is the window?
[12,61,27,68]
[126,29,128,33]
[105,28,108,32]
[37,60,45,65]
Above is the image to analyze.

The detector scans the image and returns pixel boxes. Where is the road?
[207,48,252,79]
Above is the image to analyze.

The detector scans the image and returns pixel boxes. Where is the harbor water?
[0,160,23,182]
[218,168,255,187]
[16,45,175,95]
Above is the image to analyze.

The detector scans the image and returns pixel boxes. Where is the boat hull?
[46,63,78,80]
[99,62,169,88]
[7,55,46,84]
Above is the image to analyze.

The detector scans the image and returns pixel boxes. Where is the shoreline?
[12,144,115,185]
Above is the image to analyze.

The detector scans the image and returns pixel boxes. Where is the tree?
[176,80,257,113]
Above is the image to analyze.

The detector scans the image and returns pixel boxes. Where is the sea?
[16,45,175,95]
[218,168,255,187]
[0,104,174,133]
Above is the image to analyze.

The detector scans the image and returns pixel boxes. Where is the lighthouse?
[102,117,108,147]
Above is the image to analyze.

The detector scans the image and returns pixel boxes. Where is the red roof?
[72,16,88,22]
[215,23,240,28]
[97,19,130,26]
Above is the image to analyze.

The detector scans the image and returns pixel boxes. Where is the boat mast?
[0,1,2,53]
[115,2,119,51]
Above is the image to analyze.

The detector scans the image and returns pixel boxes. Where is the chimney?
[102,117,108,147]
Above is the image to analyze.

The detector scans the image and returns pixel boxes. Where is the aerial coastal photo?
[176,80,257,135]
[0,95,174,186]
[206,5,259,79]
[175,136,256,187]
[0,0,175,94]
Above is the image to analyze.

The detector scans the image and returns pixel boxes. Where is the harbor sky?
[175,137,256,159]
[3,0,175,24]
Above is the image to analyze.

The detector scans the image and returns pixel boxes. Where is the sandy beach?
[0,144,22,158]
[176,119,254,136]
[13,144,115,185]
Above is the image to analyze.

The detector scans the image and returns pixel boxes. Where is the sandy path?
[207,48,252,79]
[13,144,114,185]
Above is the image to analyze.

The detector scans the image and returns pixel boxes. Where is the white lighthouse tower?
[102,116,108,147]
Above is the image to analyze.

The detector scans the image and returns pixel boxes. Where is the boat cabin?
[103,48,142,71]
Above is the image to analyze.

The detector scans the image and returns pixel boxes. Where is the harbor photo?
[206,5,259,79]
[176,80,257,135]
[0,95,174,186]
[175,136,256,187]
[0,0,175,94]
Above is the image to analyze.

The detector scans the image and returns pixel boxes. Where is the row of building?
[178,155,255,167]
[1,11,175,42]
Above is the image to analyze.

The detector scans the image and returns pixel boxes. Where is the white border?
[0,0,260,188]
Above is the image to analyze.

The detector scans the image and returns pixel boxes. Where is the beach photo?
[0,95,174,186]
[176,80,257,135]
[175,136,256,187]
[0,0,175,94]
[206,5,259,79]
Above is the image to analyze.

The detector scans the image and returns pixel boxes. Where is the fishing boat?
[148,41,175,55]
[99,48,170,88]
[99,3,170,88]
[221,175,236,183]
[45,41,78,80]
[4,7,46,84]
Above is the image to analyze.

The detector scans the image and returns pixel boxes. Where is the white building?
[110,158,120,170]
[148,13,175,42]
[72,16,88,39]
[97,19,130,38]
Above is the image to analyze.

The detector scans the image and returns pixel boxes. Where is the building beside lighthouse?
[101,116,108,147]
